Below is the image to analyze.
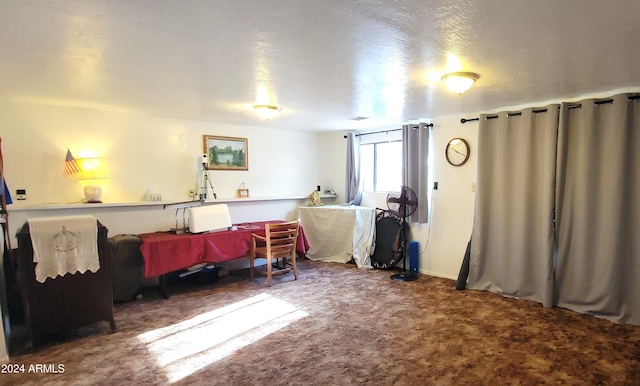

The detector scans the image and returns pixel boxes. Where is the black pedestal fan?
[386,186,419,282]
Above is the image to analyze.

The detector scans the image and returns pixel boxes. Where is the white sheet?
[298,205,375,269]
[28,215,99,283]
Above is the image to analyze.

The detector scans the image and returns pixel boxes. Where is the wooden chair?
[250,220,299,286]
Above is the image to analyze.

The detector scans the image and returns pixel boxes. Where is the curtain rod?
[462,94,640,122]
[343,123,433,138]
[461,108,554,123]
[566,94,640,109]
[356,128,401,137]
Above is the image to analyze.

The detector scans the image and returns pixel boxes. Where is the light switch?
[16,189,26,200]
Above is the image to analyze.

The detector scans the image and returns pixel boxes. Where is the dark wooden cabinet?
[16,220,116,351]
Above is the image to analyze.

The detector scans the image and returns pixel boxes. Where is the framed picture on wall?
[202,135,248,171]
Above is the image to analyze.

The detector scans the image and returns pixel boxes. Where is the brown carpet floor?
[4,259,640,385]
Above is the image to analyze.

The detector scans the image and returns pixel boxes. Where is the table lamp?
[77,157,109,203]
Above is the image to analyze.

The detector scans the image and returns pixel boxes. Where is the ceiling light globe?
[253,104,280,119]
[441,72,479,94]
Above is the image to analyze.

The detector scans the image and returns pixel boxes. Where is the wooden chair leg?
[291,251,297,280]
[249,255,254,281]
[267,255,272,286]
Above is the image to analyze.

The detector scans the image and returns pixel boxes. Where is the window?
[360,140,402,192]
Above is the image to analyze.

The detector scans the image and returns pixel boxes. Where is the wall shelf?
[208,194,338,204]
[7,194,339,212]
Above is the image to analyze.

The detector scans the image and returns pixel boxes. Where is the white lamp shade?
[76,157,108,181]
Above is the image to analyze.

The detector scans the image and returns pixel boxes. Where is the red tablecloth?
[138,221,309,278]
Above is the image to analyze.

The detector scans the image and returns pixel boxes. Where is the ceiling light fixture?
[441,72,479,94]
[253,104,281,119]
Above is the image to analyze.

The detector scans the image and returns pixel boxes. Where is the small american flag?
[63,148,81,177]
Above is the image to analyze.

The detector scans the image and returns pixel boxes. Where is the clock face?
[445,138,470,166]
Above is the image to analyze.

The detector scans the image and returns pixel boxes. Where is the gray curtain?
[468,106,559,307]
[344,132,362,205]
[554,94,640,324]
[402,122,430,223]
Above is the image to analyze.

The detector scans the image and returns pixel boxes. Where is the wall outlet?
[471,182,476,193]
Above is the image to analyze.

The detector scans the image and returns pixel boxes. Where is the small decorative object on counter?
[237,182,249,198]
[308,190,322,206]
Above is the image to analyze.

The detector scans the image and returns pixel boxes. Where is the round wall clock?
[445,138,470,166]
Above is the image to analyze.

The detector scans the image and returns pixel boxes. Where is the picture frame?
[202,135,248,171]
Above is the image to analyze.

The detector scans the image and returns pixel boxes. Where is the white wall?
[417,115,478,279]
[1,100,480,283]
[0,100,321,205]
[4,89,629,281]
[0,100,326,241]
[317,119,479,280]
[316,132,348,200]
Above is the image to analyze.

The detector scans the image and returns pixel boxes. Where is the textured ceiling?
[2,0,640,131]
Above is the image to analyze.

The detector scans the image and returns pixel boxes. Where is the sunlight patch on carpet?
[137,293,308,383]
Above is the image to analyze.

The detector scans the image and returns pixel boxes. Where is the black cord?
[418,193,434,257]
